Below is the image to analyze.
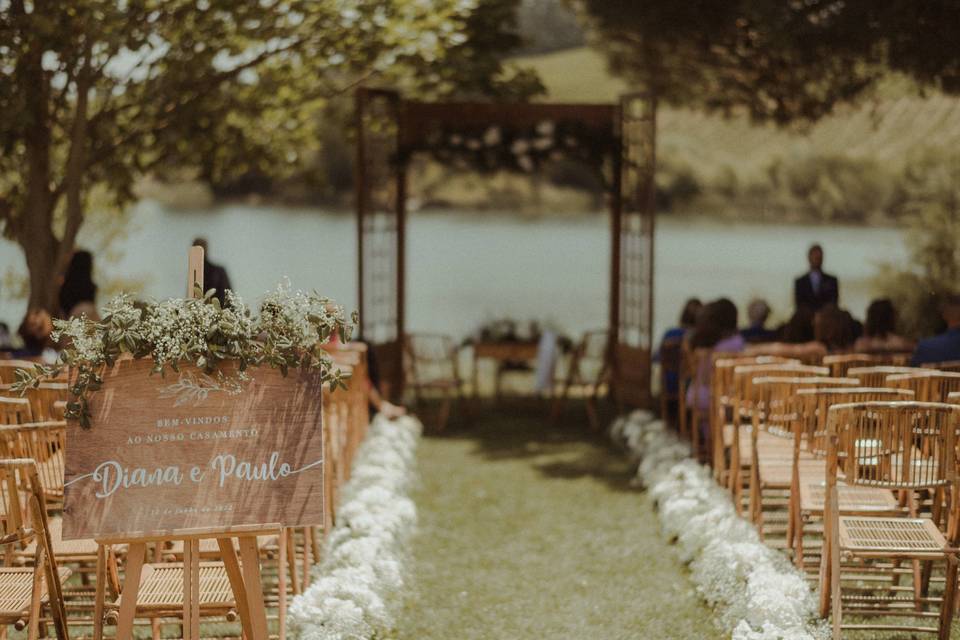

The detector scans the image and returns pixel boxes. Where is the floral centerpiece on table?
[13,282,357,428]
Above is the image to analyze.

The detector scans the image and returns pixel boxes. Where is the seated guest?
[794,243,838,312]
[911,295,960,366]
[813,305,856,353]
[779,306,815,344]
[741,298,777,344]
[686,298,744,414]
[854,298,913,353]
[58,249,99,320]
[12,309,58,363]
[657,297,702,396]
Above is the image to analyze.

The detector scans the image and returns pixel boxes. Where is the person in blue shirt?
[911,295,960,366]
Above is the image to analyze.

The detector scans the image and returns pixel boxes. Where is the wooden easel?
[90,248,289,640]
[93,525,285,640]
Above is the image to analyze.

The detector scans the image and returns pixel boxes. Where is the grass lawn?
[390,404,722,639]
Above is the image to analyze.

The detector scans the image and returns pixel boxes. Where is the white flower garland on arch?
[288,414,422,640]
[610,411,825,640]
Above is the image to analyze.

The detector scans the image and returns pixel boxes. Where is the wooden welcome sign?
[62,358,325,540]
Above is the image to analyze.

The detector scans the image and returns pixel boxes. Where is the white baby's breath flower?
[614,412,819,640]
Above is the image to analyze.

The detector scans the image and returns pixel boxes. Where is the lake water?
[0,200,909,343]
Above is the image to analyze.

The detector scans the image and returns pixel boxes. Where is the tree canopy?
[0,0,539,312]
[576,0,960,124]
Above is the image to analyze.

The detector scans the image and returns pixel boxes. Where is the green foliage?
[576,1,960,124]
[0,0,534,310]
[770,155,896,222]
[874,149,960,338]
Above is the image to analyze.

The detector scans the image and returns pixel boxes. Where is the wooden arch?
[355,87,656,408]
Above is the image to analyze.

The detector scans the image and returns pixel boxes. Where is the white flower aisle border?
[610,410,825,640]
[289,414,422,640]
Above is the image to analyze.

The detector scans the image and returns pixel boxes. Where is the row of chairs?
[670,347,960,638]
[0,345,371,638]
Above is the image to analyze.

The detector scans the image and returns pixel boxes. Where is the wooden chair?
[0,459,70,640]
[658,335,683,428]
[11,422,66,507]
[824,353,910,377]
[404,333,464,431]
[0,398,32,425]
[789,387,914,572]
[25,384,68,424]
[923,360,960,373]
[551,330,609,430]
[727,363,829,510]
[0,362,36,385]
[708,355,799,484]
[846,365,925,388]
[744,342,826,365]
[743,376,860,537]
[886,370,960,402]
[819,401,960,639]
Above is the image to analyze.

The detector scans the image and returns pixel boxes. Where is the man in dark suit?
[794,243,838,312]
[911,295,960,366]
[192,237,232,306]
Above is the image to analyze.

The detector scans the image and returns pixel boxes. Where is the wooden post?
[355,88,367,334]
[395,97,407,399]
[187,245,204,299]
[609,105,623,402]
[644,95,657,390]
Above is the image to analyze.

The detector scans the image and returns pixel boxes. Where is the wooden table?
[472,341,540,400]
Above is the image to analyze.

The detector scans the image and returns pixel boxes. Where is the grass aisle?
[391,407,722,639]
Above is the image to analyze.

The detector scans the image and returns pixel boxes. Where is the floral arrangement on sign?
[13,282,357,428]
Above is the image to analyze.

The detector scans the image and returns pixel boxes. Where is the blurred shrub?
[772,154,896,222]
[655,157,702,212]
[874,149,960,338]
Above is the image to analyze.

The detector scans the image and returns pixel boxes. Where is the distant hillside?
[515,46,960,222]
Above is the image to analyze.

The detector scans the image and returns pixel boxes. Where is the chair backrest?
[21,422,66,497]
[732,363,829,416]
[0,361,36,385]
[825,401,958,492]
[823,353,910,377]
[0,458,67,636]
[0,397,32,425]
[571,330,611,387]
[26,382,69,423]
[404,333,459,386]
[922,360,960,373]
[744,342,825,365]
[751,376,860,438]
[712,355,799,405]
[886,370,960,402]
[845,365,925,388]
[797,387,916,457]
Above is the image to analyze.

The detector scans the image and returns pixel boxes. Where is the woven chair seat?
[0,566,71,618]
[800,483,899,515]
[114,562,234,612]
[838,516,946,555]
[22,517,97,558]
[758,459,824,486]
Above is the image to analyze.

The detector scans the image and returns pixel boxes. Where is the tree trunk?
[17,1,63,316]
